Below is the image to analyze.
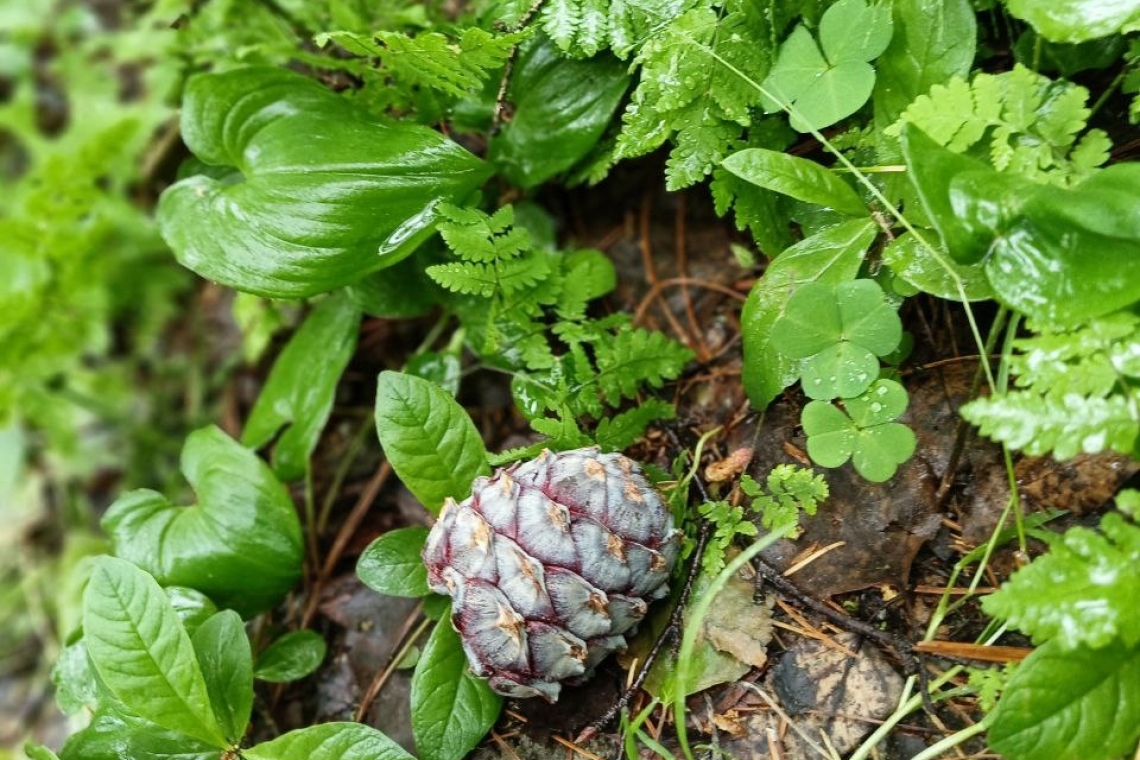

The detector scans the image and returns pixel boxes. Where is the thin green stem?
[909,716,992,760]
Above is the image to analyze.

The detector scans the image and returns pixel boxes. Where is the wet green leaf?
[721,148,866,216]
[802,380,915,481]
[254,630,327,683]
[881,231,994,301]
[245,723,414,760]
[374,372,490,514]
[1005,0,1140,43]
[491,37,629,188]
[411,617,502,760]
[158,67,491,298]
[102,426,303,617]
[83,557,226,747]
[241,291,361,481]
[192,611,253,743]
[357,527,431,598]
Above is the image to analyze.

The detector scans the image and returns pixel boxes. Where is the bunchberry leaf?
[158,67,491,298]
[83,557,227,747]
[721,148,867,216]
[412,617,502,760]
[58,710,219,760]
[374,372,490,515]
[987,638,1140,760]
[741,218,876,408]
[872,0,977,126]
[102,426,303,617]
[254,630,328,683]
[244,722,415,760]
[983,513,1140,649]
[357,527,432,598]
[241,291,361,482]
[191,611,253,744]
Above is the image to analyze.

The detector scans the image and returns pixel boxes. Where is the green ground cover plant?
[7,0,1140,758]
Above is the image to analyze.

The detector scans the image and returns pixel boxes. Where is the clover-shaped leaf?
[102,426,303,617]
[761,0,893,131]
[771,279,902,399]
[802,379,916,482]
[158,67,492,298]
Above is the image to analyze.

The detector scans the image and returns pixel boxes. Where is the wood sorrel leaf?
[721,148,866,216]
[102,426,302,617]
[241,290,361,481]
[412,617,502,760]
[158,67,492,298]
[357,526,431,598]
[244,722,414,760]
[374,371,490,514]
[191,610,253,744]
[82,557,226,747]
[254,629,327,683]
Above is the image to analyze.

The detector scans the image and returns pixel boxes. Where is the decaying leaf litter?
[266,171,1135,758]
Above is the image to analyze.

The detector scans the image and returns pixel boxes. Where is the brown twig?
[491,0,548,134]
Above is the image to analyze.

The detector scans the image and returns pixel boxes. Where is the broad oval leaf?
[490,36,629,189]
[881,231,993,301]
[357,527,431,598]
[375,371,490,514]
[722,148,866,216]
[192,610,254,743]
[242,290,361,481]
[102,426,303,617]
[82,557,226,747]
[244,722,415,760]
[989,638,1140,760]
[1005,0,1140,43]
[59,710,220,760]
[158,67,492,298]
[412,617,502,760]
[254,629,328,683]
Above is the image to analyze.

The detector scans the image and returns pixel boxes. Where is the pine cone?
[423,447,683,701]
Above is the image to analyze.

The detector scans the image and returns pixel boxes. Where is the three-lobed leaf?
[82,557,227,747]
[356,527,431,598]
[802,380,916,482]
[412,616,503,760]
[102,426,303,618]
[374,371,490,514]
[242,290,361,481]
[158,67,492,298]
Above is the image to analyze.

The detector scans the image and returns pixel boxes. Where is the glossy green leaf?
[357,527,431,598]
[242,291,361,481]
[59,710,219,760]
[761,0,892,132]
[873,0,976,126]
[254,629,328,683]
[881,232,994,301]
[1005,0,1140,43]
[800,343,879,399]
[490,37,629,188]
[82,557,226,747]
[721,149,866,216]
[23,743,61,760]
[158,67,492,298]
[347,255,441,319]
[988,638,1140,760]
[982,513,1140,649]
[374,371,490,514]
[412,618,503,760]
[166,586,219,636]
[245,722,415,760]
[192,610,253,743]
[846,378,910,426]
[102,426,303,617]
[803,380,916,482]
[981,164,1140,326]
[742,219,875,408]
[900,123,995,263]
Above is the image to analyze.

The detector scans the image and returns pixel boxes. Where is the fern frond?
[426,261,499,296]
[594,399,676,450]
[593,327,694,405]
[437,203,531,263]
[1010,314,1140,399]
[960,391,1140,459]
[495,254,553,295]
